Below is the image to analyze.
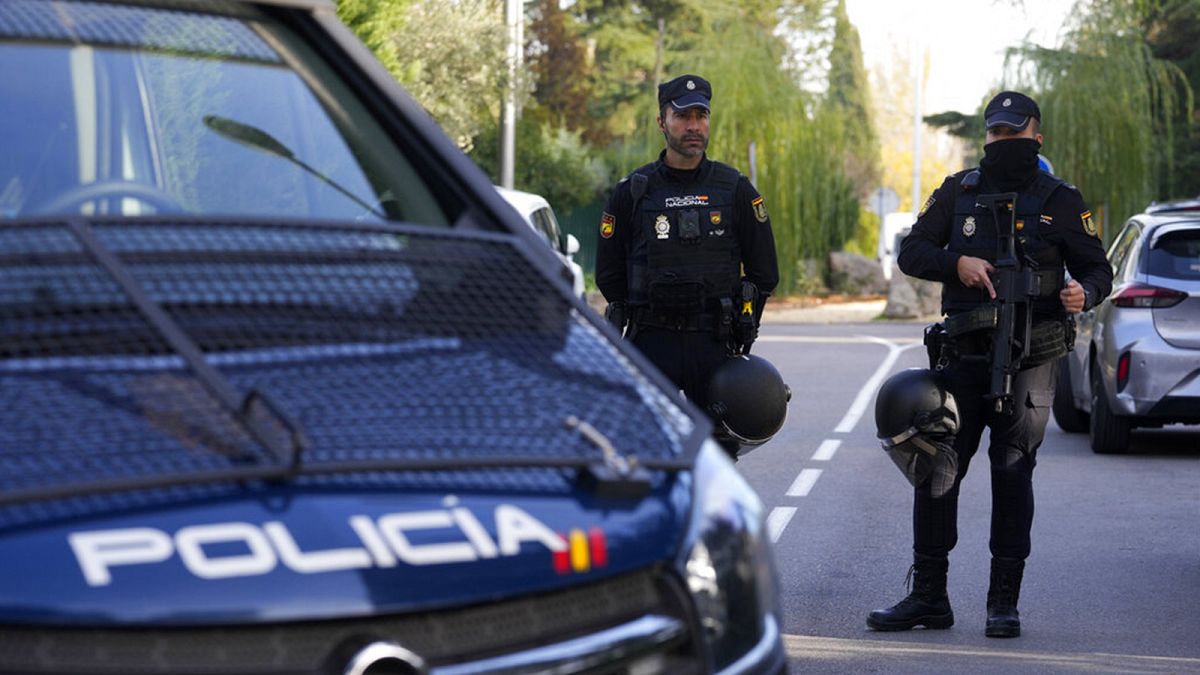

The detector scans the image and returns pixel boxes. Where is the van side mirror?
[566,233,581,257]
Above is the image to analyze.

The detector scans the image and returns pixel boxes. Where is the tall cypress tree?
[823,0,880,197]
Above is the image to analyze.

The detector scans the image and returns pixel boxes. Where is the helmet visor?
[884,435,958,498]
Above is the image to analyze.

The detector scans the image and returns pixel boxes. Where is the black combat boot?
[867,554,954,631]
[985,557,1024,638]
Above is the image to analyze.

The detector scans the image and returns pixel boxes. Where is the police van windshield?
[0,0,446,226]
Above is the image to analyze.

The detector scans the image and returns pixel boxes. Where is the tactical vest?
[944,169,1068,316]
[627,162,742,315]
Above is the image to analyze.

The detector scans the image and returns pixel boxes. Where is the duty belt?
[629,308,719,332]
[943,272,1061,337]
[937,310,1073,366]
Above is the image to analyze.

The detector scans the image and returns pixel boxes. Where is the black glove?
[604,300,628,333]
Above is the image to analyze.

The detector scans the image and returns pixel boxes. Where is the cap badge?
[1003,98,1012,107]
[686,80,695,90]
[963,216,977,237]
[655,213,670,239]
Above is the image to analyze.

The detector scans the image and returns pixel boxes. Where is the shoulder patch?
[600,212,615,239]
[918,194,936,217]
[1081,210,1098,238]
[960,169,981,191]
[752,196,768,223]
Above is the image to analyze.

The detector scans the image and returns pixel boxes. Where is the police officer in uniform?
[868,91,1113,637]
[595,74,779,458]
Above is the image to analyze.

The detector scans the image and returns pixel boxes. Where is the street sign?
[867,186,900,217]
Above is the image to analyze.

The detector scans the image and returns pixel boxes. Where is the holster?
[717,297,733,342]
[924,323,952,371]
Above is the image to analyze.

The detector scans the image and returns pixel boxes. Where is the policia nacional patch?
[752,196,768,223]
[600,212,615,239]
[1081,210,1098,238]
[918,194,935,217]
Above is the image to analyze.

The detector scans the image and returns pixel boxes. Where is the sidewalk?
[762,296,888,324]
[585,293,932,324]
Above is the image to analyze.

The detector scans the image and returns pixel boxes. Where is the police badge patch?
[962,216,976,237]
[709,210,721,225]
[1081,210,1098,237]
[600,212,615,239]
[655,213,670,239]
[752,196,768,223]
[918,194,935,217]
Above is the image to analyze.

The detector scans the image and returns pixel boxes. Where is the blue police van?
[0,1,787,673]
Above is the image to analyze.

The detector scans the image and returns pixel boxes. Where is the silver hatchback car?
[1053,202,1200,453]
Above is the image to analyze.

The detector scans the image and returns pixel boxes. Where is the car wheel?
[1089,359,1131,454]
[1052,356,1088,433]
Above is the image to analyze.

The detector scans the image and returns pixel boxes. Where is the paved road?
[741,322,1200,674]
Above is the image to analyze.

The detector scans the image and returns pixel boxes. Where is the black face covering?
[980,137,1041,190]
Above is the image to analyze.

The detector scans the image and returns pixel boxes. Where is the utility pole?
[500,0,523,188]
[910,40,923,214]
[748,141,757,186]
[653,18,665,94]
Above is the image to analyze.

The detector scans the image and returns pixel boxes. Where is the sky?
[845,0,1077,115]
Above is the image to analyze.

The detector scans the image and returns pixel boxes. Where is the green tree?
[823,0,880,197]
[1144,0,1200,199]
[472,120,609,214]
[1001,0,1193,240]
[526,0,596,138]
[336,0,517,150]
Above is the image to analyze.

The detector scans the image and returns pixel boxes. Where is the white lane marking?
[767,507,797,543]
[811,439,841,461]
[786,469,823,497]
[833,338,923,434]
[766,335,921,544]
[757,335,922,345]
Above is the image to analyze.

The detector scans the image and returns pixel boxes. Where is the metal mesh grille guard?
[0,218,698,508]
[0,0,279,63]
[0,567,697,674]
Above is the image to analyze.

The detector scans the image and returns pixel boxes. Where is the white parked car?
[496,186,586,298]
[878,211,914,281]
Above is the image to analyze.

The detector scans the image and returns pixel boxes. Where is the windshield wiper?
[203,115,386,220]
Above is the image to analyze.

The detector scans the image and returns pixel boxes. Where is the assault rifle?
[977,192,1039,414]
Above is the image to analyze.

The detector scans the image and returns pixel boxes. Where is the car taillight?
[1110,283,1187,308]
[1117,352,1131,392]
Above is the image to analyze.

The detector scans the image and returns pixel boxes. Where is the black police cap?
[985,91,1041,131]
[658,74,711,112]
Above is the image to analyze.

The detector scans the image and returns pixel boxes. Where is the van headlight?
[678,440,781,672]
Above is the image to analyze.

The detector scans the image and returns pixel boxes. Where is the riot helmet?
[706,354,791,450]
[874,368,959,497]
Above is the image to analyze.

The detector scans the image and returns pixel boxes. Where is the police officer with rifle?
[595,74,784,460]
[868,91,1112,638]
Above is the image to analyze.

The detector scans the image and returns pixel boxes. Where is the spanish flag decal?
[1081,210,1098,237]
[553,528,608,574]
[752,196,768,223]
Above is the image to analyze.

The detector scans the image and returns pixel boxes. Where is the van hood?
[0,481,688,625]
